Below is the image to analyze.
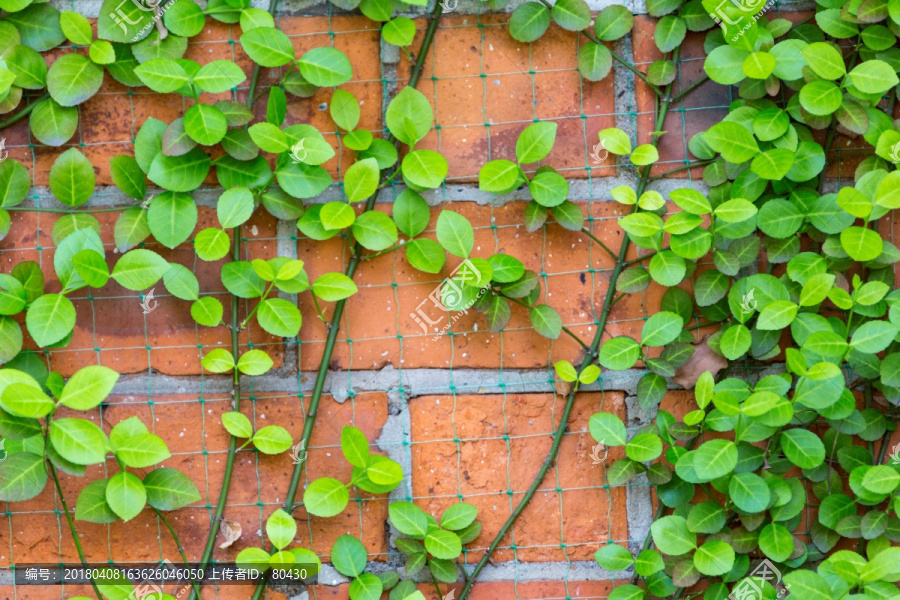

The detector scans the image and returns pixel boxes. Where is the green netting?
[0,3,816,600]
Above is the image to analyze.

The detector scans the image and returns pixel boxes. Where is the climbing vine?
[1,0,899,598]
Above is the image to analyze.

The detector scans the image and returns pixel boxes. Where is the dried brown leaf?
[672,334,727,389]
[218,519,242,549]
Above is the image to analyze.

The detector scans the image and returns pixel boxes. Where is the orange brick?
[409,392,628,562]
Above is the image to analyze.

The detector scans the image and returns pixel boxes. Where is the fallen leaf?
[672,334,727,389]
[554,379,573,398]
[218,519,242,549]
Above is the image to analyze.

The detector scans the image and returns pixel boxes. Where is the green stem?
[155,508,203,599]
[240,281,275,329]
[190,223,243,600]
[310,291,328,324]
[580,228,618,261]
[459,71,677,600]
[49,462,103,600]
[505,295,589,352]
[0,93,48,130]
[648,159,714,181]
[247,5,444,599]
[362,243,403,260]
[624,251,657,266]
[670,75,709,103]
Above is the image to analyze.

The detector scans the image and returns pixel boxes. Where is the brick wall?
[2,2,882,599]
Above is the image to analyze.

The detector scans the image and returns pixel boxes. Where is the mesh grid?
[0,3,811,599]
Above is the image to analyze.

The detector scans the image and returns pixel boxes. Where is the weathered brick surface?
[1,208,281,376]
[409,392,628,563]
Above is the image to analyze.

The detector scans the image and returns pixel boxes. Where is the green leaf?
[479,159,522,193]
[436,211,474,258]
[714,198,757,223]
[184,103,227,146]
[0,452,47,502]
[366,455,402,485]
[693,540,734,576]
[111,249,169,291]
[134,58,190,93]
[841,226,884,261]
[59,365,118,411]
[389,502,428,538]
[578,42,612,81]
[780,428,826,469]
[641,311,683,346]
[650,516,696,556]
[116,433,170,468]
[49,148,95,207]
[756,300,798,330]
[298,47,352,87]
[801,42,846,80]
[551,0,591,31]
[509,2,550,43]
[530,304,562,339]
[75,480,118,523]
[344,157,380,202]
[704,122,759,163]
[693,439,738,480]
[148,147,210,192]
[144,467,201,511]
[588,413,626,446]
[598,128,632,155]
[47,53,103,107]
[252,425,293,454]
[193,59,245,93]
[0,159,31,208]
[594,544,634,571]
[256,298,302,337]
[221,411,252,437]
[312,272,358,301]
[383,17,416,47]
[49,418,108,465]
[109,155,146,201]
[266,508,297,550]
[217,187,254,229]
[148,191,197,249]
[331,534,368,577]
[799,80,843,116]
[340,425,370,468]
[240,27,294,67]
[849,60,899,95]
[402,149,447,189]
[654,16,685,53]
[352,210,398,251]
[850,321,899,353]
[329,89,360,131]
[425,529,462,559]
[385,86,433,147]
[106,471,146,521]
[26,293,76,347]
[599,336,640,370]
[1,383,53,419]
[248,122,288,153]
[516,122,557,163]
[60,11,93,45]
[237,349,274,376]
[194,228,230,261]
[440,502,478,531]
[594,5,634,40]
[630,144,659,166]
[303,477,349,517]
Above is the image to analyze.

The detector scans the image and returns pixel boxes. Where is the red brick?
[409,392,629,562]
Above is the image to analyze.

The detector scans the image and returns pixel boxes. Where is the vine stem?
[0,93,48,130]
[155,508,203,599]
[245,4,444,600]
[190,0,281,591]
[458,57,678,600]
[648,159,715,181]
[580,228,618,261]
[48,462,103,600]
